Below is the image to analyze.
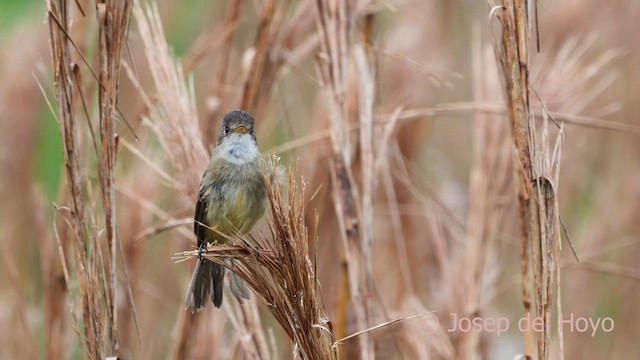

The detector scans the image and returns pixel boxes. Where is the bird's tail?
[185,258,224,312]
[228,259,250,303]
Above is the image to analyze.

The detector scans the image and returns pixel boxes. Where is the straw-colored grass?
[174,169,336,359]
[1,0,638,359]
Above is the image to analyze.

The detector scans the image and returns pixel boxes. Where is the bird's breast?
[204,166,267,240]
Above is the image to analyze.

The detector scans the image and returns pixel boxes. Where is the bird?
[185,109,268,312]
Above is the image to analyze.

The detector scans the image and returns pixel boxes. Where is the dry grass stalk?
[452,31,513,358]
[174,170,336,360]
[46,0,102,357]
[241,0,276,114]
[313,1,375,358]
[46,0,134,357]
[239,1,318,122]
[200,0,245,146]
[226,299,273,360]
[23,68,74,354]
[95,1,133,352]
[38,195,69,360]
[490,0,536,355]
[491,1,564,359]
[375,106,415,297]
[354,40,377,345]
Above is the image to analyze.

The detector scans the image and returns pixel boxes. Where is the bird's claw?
[197,244,204,260]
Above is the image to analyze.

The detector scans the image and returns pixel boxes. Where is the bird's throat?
[217,135,260,165]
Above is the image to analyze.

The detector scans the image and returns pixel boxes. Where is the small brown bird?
[185,110,267,312]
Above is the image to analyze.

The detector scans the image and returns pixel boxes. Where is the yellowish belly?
[204,182,266,243]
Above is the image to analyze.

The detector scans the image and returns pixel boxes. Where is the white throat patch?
[216,134,260,165]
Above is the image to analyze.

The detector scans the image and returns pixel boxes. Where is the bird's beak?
[234,125,248,134]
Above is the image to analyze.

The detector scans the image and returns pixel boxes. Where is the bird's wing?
[194,176,208,248]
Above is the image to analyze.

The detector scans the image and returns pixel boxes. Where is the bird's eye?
[223,126,230,135]
[249,128,254,135]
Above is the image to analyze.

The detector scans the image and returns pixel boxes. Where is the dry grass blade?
[174,170,336,360]
[336,313,427,344]
[527,110,565,360]
[567,262,640,281]
[386,102,640,135]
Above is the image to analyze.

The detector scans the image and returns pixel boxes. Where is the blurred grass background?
[1,0,639,359]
